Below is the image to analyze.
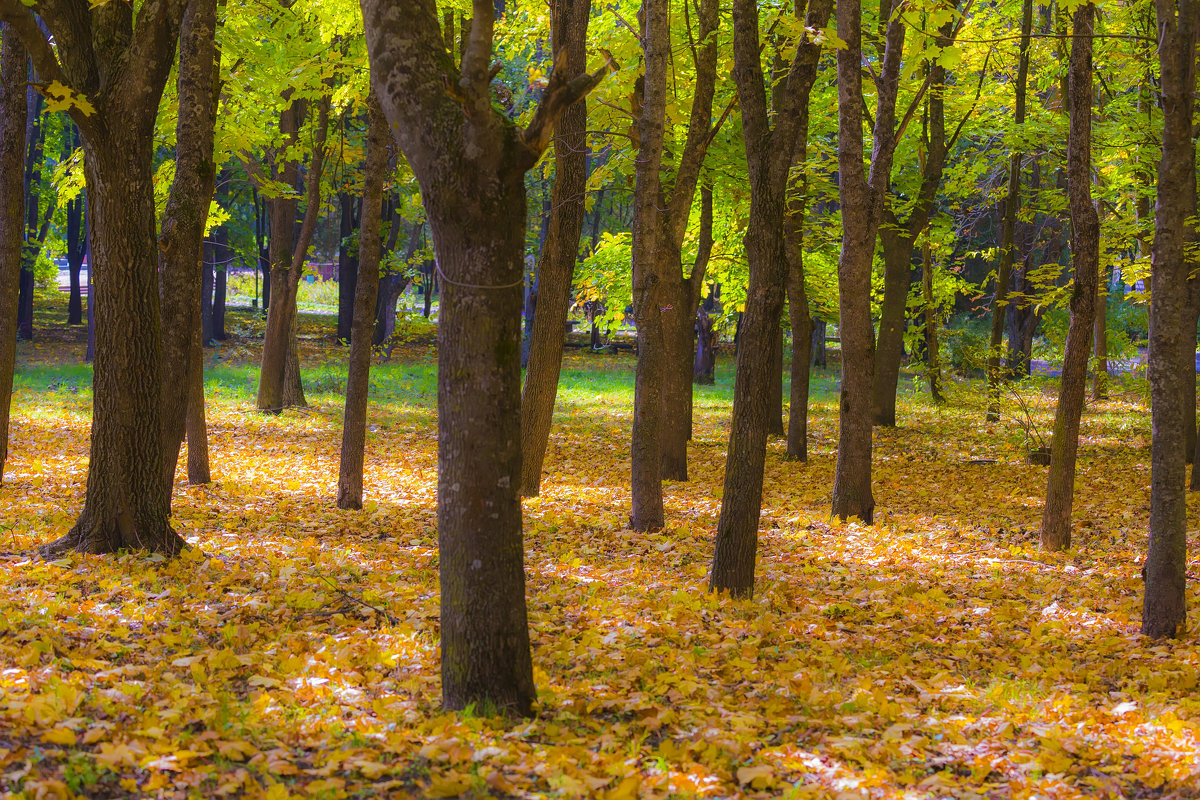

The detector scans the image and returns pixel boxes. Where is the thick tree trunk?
[159,0,219,494]
[44,133,183,555]
[362,0,610,713]
[1144,0,1197,638]
[710,0,831,595]
[338,93,389,510]
[519,0,591,498]
[0,25,25,482]
[629,0,668,532]
[987,0,1033,419]
[1040,4,1098,553]
[832,0,905,522]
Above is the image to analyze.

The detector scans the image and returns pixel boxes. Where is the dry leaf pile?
[0,339,1196,799]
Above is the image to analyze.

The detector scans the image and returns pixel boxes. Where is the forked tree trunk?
[1144,0,1197,638]
[1040,4,1098,553]
[159,0,219,494]
[709,0,832,596]
[256,97,330,412]
[629,0,669,532]
[362,0,611,713]
[0,25,25,482]
[519,0,591,498]
[338,93,389,510]
[832,0,905,522]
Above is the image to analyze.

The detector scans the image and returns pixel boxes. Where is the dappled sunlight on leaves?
[0,342,1197,798]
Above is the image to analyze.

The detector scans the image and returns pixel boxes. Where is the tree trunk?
[785,99,814,462]
[811,319,827,367]
[256,97,330,412]
[832,0,905,522]
[185,327,210,484]
[201,242,214,345]
[1040,4,1098,553]
[519,0,592,498]
[159,0,220,495]
[710,0,832,595]
[338,94,389,510]
[362,0,610,713]
[873,221,913,426]
[629,0,669,532]
[212,238,227,340]
[1093,280,1108,400]
[17,88,43,343]
[1144,0,1197,637]
[922,235,945,403]
[0,24,25,482]
[694,302,717,385]
[65,125,86,326]
[987,0,1033,419]
[336,191,361,344]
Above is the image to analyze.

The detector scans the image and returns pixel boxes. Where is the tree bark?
[1040,4,1098,553]
[1144,0,1197,637]
[987,0,1034,419]
[336,191,362,345]
[655,0,719,482]
[338,93,389,510]
[519,0,592,498]
[1,0,192,555]
[709,0,832,596]
[0,24,25,483]
[921,234,945,403]
[832,0,904,522]
[629,0,668,532]
[361,0,611,713]
[65,125,85,326]
[256,96,330,412]
[784,86,815,462]
[185,326,210,484]
[159,0,220,495]
[17,88,44,342]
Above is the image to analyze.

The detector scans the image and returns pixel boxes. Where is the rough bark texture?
[185,329,210,484]
[656,0,719,482]
[0,24,26,483]
[921,235,945,403]
[629,0,669,532]
[832,0,905,522]
[987,0,1033,419]
[1040,4,1098,553]
[784,91,815,462]
[65,126,85,327]
[361,0,610,713]
[159,0,219,495]
[0,0,191,555]
[709,0,832,596]
[337,93,389,511]
[256,97,331,412]
[519,0,591,498]
[1144,0,1196,638]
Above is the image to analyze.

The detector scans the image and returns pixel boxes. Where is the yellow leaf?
[736,764,775,789]
[427,772,472,798]
[41,727,77,746]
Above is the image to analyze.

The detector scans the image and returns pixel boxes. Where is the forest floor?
[0,304,1196,799]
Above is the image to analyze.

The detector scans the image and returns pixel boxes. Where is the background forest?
[2,0,1200,796]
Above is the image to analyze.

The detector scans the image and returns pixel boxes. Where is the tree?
[254,96,332,412]
[520,0,592,499]
[360,0,611,713]
[159,0,220,493]
[337,92,390,510]
[709,0,833,595]
[986,0,1034,420]
[831,0,905,522]
[1143,0,1197,637]
[1039,3,1098,553]
[0,0,189,555]
[629,0,669,532]
[0,24,25,483]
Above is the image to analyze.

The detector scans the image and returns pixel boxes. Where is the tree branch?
[521,48,618,159]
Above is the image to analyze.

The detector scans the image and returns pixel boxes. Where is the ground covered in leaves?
[1,314,1197,799]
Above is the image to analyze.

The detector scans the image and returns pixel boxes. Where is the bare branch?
[521,48,618,158]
